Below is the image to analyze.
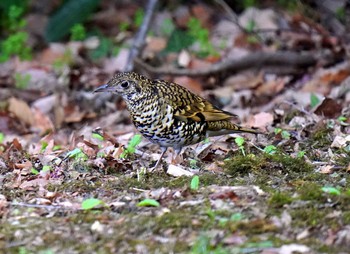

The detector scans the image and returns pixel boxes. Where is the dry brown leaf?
[314,98,342,118]
[19,178,49,190]
[8,97,34,126]
[319,165,334,174]
[247,112,274,128]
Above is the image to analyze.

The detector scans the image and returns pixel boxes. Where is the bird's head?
[94,72,151,100]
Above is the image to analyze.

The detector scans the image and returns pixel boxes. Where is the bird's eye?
[120,81,129,88]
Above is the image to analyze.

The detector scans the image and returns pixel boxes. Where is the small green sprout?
[53,145,61,151]
[190,175,199,190]
[297,151,306,158]
[274,128,291,139]
[31,168,39,175]
[235,136,246,156]
[0,132,4,143]
[92,133,104,141]
[66,148,88,160]
[120,134,142,159]
[338,116,348,126]
[137,199,160,207]
[70,23,86,41]
[41,141,48,152]
[82,198,105,210]
[264,145,277,154]
[310,93,320,108]
[321,187,341,196]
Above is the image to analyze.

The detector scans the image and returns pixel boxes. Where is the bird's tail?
[207,121,263,137]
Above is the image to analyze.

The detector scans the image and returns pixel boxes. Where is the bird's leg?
[171,147,182,164]
[149,147,167,172]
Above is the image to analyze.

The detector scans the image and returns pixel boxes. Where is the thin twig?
[124,0,159,72]
[135,51,319,77]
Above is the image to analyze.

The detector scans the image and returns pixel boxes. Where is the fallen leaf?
[19,178,49,190]
[247,112,273,128]
[319,165,334,174]
[167,164,194,177]
[331,135,349,148]
[314,98,342,118]
[8,97,34,126]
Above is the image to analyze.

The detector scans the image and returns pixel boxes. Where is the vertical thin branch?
[124,0,159,72]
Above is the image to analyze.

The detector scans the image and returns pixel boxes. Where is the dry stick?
[135,51,318,77]
[124,0,159,72]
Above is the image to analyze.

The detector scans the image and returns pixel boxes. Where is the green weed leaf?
[264,145,277,154]
[190,175,199,190]
[82,198,104,210]
[235,137,245,147]
[321,187,340,195]
[310,93,320,108]
[66,148,87,160]
[92,133,104,141]
[137,199,160,207]
[31,168,39,175]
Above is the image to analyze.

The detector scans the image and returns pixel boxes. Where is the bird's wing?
[156,80,236,122]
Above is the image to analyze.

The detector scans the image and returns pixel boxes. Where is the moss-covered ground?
[1,141,350,254]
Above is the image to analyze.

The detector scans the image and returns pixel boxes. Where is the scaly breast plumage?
[127,97,208,147]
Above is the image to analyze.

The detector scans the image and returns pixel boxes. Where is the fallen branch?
[135,51,319,77]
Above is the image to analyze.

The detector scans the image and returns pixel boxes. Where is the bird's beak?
[93,84,110,93]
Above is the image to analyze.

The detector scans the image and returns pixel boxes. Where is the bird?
[94,72,262,170]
